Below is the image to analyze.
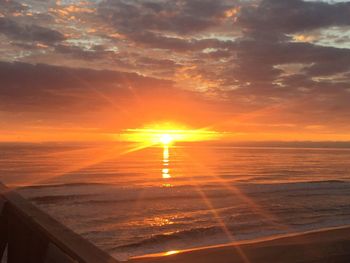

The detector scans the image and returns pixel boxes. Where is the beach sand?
[129,226,350,263]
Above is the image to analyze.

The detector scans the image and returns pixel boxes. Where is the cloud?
[0,0,28,15]
[1,0,350,134]
[0,61,174,112]
[128,31,232,52]
[237,0,350,35]
[0,17,65,44]
[96,0,238,52]
[54,44,115,60]
[98,0,233,35]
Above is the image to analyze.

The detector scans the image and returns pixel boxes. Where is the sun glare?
[119,123,220,145]
[163,250,179,256]
[159,134,173,145]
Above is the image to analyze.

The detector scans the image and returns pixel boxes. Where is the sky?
[0,0,350,142]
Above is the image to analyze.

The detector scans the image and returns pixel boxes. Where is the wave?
[113,219,294,252]
[28,194,95,204]
[19,182,110,189]
[22,179,350,206]
[304,179,347,184]
[114,226,225,250]
[111,220,350,260]
[18,178,349,190]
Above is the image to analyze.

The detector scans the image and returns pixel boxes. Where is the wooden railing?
[0,183,119,263]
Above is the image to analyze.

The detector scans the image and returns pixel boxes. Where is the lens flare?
[159,134,173,145]
[119,122,220,145]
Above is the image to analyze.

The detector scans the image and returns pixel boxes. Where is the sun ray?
[176,146,290,231]
[119,122,221,145]
[12,141,158,189]
[187,174,251,263]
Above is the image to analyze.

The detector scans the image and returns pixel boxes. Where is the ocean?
[1,142,350,260]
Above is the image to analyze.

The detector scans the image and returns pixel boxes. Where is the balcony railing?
[0,182,119,263]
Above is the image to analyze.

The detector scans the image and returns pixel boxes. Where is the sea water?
[1,142,350,260]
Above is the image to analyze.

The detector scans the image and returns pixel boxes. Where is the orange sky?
[0,0,350,142]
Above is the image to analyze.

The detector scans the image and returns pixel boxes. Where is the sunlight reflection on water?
[162,146,172,183]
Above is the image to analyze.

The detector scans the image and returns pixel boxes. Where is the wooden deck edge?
[0,183,119,263]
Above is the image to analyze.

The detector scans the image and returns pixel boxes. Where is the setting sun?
[119,123,221,145]
[159,134,173,145]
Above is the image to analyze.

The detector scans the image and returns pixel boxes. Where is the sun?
[119,122,221,145]
[159,134,173,145]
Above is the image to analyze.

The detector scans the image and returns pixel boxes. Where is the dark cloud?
[204,0,350,91]
[0,17,65,44]
[227,39,350,83]
[0,0,28,14]
[98,0,233,35]
[97,0,236,52]
[0,61,174,112]
[237,0,350,35]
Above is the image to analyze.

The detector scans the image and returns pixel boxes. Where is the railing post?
[0,183,120,263]
[0,197,8,260]
[7,205,49,263]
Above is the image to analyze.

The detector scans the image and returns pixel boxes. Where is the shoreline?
[128,225,350,263]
